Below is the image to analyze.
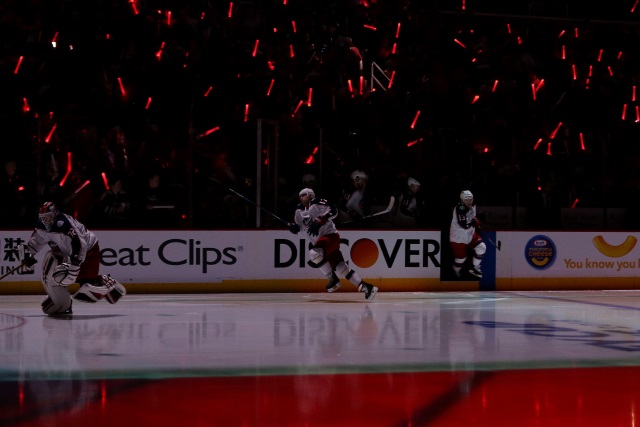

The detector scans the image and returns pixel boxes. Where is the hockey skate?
[358,281,378,301]
[326,271,341,292]
[469,266,483,278]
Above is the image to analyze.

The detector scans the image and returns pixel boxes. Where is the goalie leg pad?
[101,275,126,304]
[73,275,126,304]
[41,252,72,314]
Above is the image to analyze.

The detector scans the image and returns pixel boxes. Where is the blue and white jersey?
[27,213,98,263]
[293,197,339,244]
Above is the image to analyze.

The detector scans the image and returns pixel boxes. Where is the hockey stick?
[340,196,396,225]
[209,177,290,226]
[477,227,501,251]
[0,263,25,281]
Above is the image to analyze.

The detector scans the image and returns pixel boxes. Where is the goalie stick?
[209,177,290,226]
[0,263,25,281]
[340,196,396,225]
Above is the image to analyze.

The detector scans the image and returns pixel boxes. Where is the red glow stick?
[73,180,91,195]
[608,66,614,76]
[228,2,233,18]
[571,198,579,208]
[549,122,563,139]
[517,36,523,45]
[166,11,171,26]
[363,24,377,31]
[453,39,467,49]
[561,45,566,60]
[52,32,58,48]
[130,1,138,15]
[531,83,536,101]
[571,64,577,80]
[22,98,30,112]
[293,100,304,116]
[266,79,275,96]
[252,40,259,57]
[14,56,23,75]
[622,103,628,120]
[574,27,579,38]
[45,123,57,143]
[204,86,213,97]
[59,152,73,187]
[392,43,397,54]
[145,97,152,109]
[597,49,603,62]
[347,79,353,94]
[535,79,544,92]
[533,138,543,150]
[410,110,421,129]
[618,51,623,60]
[388,71,395,89]
[579,133,585,150]
[291,20,297,33]
[307,88,313,106]
[507,23,511,34]
[395,23,401,38]
[198,126,220,138]
[636,105,640,122]
[117,77,126,96]
[471,95,480,104]
[101,173,110,190]
[492,80,499,92]
[633,85,637,102]
[633,0,639,12]
[289,45,294,58]
[359,76,364,94]
[547,143,552,156]
[244,104,250,122]
[558,30,565,38]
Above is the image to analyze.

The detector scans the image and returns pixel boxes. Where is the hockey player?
[288,188,378,300]
[449,190,486,278]
[18,201,127,315]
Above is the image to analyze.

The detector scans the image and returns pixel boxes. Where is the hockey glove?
[471,217,481,228]
[52,263,81,286]
[307,215,328,237]
[18,244,37,273]
[288,222,300,234]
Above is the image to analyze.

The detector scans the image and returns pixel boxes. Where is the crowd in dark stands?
[1,1,640,230]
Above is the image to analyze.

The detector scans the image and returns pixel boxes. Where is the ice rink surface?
[2,290,640,426]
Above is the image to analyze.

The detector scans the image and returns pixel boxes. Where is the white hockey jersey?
[449,202,477,244]
[27,213,98,263]
[293,197,339,244]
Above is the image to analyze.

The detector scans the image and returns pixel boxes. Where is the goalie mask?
[299,188,315,200]
[39,201,59,230]
[460,190,474,207]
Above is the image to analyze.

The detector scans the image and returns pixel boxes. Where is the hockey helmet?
[407,177,421,188]
[299,188,315,199]
[460,190,474,206]
[39,201,59,230]
[350,170,368,182]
